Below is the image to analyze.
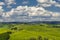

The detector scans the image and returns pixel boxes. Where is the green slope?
[0,24,60,40]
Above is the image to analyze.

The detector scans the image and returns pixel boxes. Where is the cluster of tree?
[0,31,12,40]
[10,26,23,31]
[29,36,49,40]
[51,25,60,28]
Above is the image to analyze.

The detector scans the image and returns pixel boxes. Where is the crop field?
[0,23,60,40]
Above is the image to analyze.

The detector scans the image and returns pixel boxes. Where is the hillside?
[0,23,60,40]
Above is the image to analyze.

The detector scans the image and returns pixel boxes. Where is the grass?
[0,23,60,40]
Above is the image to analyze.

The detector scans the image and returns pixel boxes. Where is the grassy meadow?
[0,23,60,40]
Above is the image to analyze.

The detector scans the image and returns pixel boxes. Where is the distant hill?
[0,21,60,24]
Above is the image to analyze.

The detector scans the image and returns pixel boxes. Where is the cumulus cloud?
[54,3,60,7]
[5,0,16,8]
[11,6,46,16]
[22,1,29,4]
[0,2,5,6]
[0,6,59,22]
[5,0,16,5]
[0,0,60,22]
[0,6,4,16]
[37,0,48,3]
[37,0,60,7]
[37,0,56,4]
[2,9,14,17]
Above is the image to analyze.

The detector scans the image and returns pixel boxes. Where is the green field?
[0,23,60,40]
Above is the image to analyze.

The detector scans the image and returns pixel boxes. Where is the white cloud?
[0,6,4,16]
[5,0,16,5]
[2,9,14,17]
[14,6,46,16]
[37,0,60,7]
[54,3,60,7]
[37,0,56,3]
[0,0,60,22]
[37,0,48,3]
[0,2,5,6]
[5,0,16,8]
[22,1,28,4]
[0,6,59,22]
[0,5,60,22]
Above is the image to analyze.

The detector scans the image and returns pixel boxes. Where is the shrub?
[44,37,48,40]
[29,37,36,40]
[11,27,17,30]
[38,36,42,40]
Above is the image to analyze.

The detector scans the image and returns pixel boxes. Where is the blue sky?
[0,0,60,22]
[3,0,38,11]
[0,0,59,12]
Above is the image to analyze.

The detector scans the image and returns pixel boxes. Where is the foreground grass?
[0,24,60,40]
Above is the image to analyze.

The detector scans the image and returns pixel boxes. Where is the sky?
[0,0,60,22]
